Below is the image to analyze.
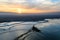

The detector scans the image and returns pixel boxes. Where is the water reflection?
[0,19,60,40]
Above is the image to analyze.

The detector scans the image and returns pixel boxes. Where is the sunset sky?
[0,0,60,14]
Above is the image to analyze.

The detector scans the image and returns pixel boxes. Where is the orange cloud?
[0,3,59,14]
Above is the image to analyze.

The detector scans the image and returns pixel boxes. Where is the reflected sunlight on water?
[0,19,60,40]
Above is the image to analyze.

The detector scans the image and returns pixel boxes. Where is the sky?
[0,0,60,14]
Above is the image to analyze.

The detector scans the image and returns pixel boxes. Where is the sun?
[16,8,22,14]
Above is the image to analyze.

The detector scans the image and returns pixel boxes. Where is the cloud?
[26,0,60,10]
[11,0,59,11]
[0,0,60,11]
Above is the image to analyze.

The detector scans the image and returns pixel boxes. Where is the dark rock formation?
[14,25,41,40]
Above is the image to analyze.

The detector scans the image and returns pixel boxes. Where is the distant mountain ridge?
[42,12,60,15]
[0,12,60,16]
[0,12,18,15]
[0,12,60,22]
